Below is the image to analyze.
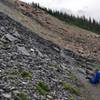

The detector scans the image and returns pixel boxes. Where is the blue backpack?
[89,71,100,84]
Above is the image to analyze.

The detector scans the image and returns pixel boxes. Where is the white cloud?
[20,0,100,21]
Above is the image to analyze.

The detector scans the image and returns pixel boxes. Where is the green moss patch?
[62,82,81,95]
[67,95,74,100]
[15,92,28,100]
[36,81,49,95]
[20,71,32,78]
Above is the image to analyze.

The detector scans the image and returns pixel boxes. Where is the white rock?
[47,95,53,99]
[30,48,34,52]
[22,81,28,85]
[2,93,11,99]
[17,46,30,56]
[77,68,86,75]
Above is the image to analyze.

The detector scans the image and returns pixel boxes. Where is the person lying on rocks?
[86,69,100,84]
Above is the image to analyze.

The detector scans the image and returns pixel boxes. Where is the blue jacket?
[89,71,100,84]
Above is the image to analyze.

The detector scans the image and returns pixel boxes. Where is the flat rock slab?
[5,34,17,42]
[77,68,86,75]
[13,31,20,38]
[2,93,11,99]
[17,46,30,56]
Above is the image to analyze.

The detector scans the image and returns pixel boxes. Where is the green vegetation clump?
[67,71,78,81]
[62,82,80,95]
[5,69,32,79]
[15,92,28,100]
[94,64,100,69]
[4,68,19,75]
[49,64,58,67]
[36,81,49,95]
[10,70,19,75]
[67,95,74,100]
[20,71,32,78]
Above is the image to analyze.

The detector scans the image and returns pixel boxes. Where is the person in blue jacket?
[86,69,100,84]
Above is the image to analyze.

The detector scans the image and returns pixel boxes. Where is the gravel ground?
[0,12,90,100]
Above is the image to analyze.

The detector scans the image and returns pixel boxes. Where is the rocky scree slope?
[0,12,90,100]
[0,0,100,62]
[16,0,100,61]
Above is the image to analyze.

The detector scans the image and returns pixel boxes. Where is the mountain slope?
[0,0,100,100]
[0,0,100,62]
[0,11,90,100]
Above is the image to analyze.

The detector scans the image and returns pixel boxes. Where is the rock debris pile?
[0,12,88,100]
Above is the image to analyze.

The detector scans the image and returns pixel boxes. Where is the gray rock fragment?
[17,46,30,56]
[0,89,4,95]
[5,34,17,42]
[52,46,60,52]
[47,95,53,99]
[30,48,34,52]
[61,97,68,100]
[0,84,5,89]
[13,31,20,38]
[0,26,5,32]
[2,93,11,99]
[34,48,43,57]
[22,81,28,85]
[77,68,86,75]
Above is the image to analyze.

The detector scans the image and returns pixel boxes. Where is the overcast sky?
[20,0,100,21]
